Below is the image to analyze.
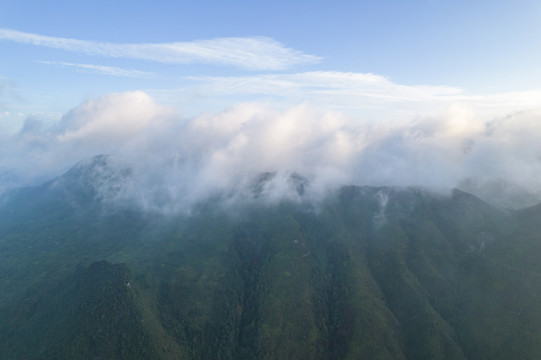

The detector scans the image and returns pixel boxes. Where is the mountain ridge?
[0,156,540,359]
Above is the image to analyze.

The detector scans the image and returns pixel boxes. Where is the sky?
[1,0,541,209]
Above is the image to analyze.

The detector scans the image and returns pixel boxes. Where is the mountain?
[0,156,540,359]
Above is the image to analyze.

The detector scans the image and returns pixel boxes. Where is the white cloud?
[151,72,541,121]
[0,28,321,70]
[2,91,541,210]
[0,91,173,191]
[54,91,169,145]
[187,71,463,100]
[37,61,155,78]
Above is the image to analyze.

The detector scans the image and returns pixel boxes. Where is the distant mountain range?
[0,155,540,359]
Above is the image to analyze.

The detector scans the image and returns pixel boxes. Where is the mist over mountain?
[1,92,541,359]
[1,158,541,359]
[2,92,541,209]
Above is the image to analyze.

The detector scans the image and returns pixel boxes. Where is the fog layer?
[2,91,541,210]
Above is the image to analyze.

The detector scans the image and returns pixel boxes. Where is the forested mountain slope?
[0,157,540,359]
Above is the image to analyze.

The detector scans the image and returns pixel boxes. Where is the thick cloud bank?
[2,91,541,210]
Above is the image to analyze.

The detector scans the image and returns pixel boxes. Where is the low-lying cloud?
[2,91,541,211]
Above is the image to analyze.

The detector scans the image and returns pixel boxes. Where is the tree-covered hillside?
[0,158,540,359]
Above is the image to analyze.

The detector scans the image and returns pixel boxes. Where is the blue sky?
[2,0,541,208]
[2,0,541,127]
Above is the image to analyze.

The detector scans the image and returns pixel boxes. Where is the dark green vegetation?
[1,157,541,359]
